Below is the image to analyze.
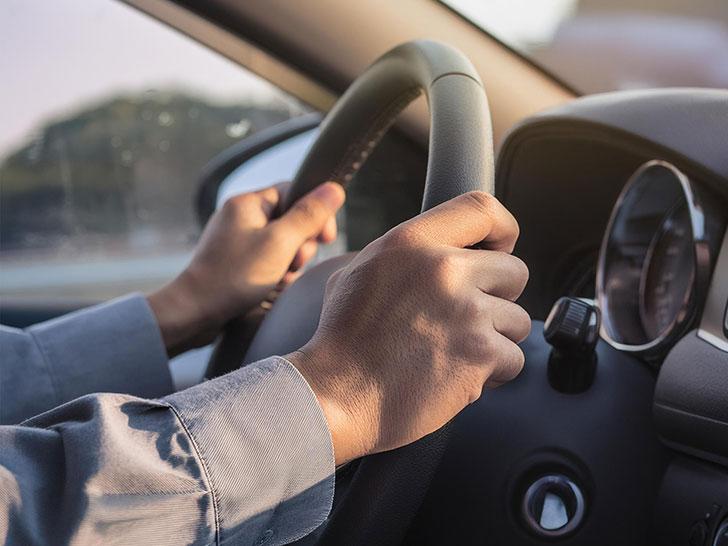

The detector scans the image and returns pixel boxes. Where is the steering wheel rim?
[209,39,495,545]
[284,39,494,211]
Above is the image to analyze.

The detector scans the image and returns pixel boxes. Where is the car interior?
[1,1,727,545]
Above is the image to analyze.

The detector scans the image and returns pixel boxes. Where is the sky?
[0,0,286,158]
[443,0,578,49]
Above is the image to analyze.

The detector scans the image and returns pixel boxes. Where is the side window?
[0,0,312,302]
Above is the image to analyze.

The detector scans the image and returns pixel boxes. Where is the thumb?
[272,182,345,254]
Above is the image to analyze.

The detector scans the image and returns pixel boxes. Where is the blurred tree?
[0,91,304,256]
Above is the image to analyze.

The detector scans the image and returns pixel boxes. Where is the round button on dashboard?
[522,474,586,537]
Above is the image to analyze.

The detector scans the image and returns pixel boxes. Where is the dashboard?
[495,87,728,365]
[403,88,728,546]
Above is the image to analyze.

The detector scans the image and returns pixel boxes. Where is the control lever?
[543,297,601,394]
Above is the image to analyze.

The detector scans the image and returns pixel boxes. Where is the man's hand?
[148,182,345,356]
[286,192,530,466]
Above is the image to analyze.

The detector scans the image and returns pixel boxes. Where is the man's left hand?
[148,182,345,356]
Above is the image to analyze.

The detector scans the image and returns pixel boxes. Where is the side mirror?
[196,112,322,226]
[197,110,427,251]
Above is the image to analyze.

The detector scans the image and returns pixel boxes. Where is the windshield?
[440,0,728,94]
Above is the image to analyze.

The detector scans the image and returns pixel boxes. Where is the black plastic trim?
[654,330,728,464]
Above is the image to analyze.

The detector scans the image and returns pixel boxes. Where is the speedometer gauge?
[596,160,712,356]
[639,202,696,341]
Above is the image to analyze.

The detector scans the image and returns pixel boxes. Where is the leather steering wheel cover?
[284,39,494,213]
[243,40,495,546]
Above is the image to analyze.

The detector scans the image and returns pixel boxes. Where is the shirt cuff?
[164,356,335,546]
[28,293,173,405]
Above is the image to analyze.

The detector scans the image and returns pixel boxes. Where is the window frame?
[1,0,322,304]
[123,0,338,113]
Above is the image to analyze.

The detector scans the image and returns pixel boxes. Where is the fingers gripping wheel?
[212,40,495,546]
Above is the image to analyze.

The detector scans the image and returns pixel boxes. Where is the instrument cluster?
[596,160,722,358]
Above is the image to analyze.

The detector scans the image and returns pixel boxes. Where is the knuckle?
[265,222,290,247]
[493,254,529,298]
[460,192,520,247]
[383,224,419,249]
[515,305,533,337]
[462,191,496,215]
[508,255,530,288]
[500,207,520,241]
[258,185,281,200]
[511,215,521,240]
[460,297,483,322]
[467,327,497,361]
[502,300,531,342]
[511,345,526,373]
[430,253,458,285]
[221,194,248,215]
[293,199,322,222]
[496,343,525,384]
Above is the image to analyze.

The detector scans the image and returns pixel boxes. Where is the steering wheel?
[208,40,494,545]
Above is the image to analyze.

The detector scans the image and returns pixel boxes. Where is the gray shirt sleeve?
[0,356,336,546]
[0,294,173,425]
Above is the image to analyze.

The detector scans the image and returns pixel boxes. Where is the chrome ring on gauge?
[596,160,712,356]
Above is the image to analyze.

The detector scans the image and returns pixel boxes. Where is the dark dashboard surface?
[496,88,728,320]
[405,88,728,546]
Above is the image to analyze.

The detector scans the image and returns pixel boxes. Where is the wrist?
[147,269,223,357]
[285,347,370,466]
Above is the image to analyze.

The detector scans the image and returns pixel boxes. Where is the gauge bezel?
[637,200,696,341]
[596,160,711,356]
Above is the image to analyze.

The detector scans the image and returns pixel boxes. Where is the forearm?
[0,357,335,546]
[0,294,173,425]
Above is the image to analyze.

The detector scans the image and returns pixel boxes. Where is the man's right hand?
[286,191,531,466]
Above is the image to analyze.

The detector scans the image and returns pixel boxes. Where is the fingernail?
[312,182,345,210]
